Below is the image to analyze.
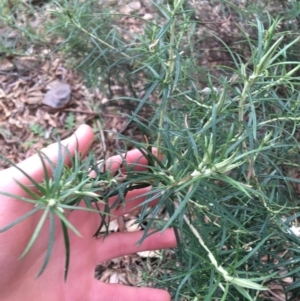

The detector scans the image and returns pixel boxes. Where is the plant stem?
[156,0,182,159]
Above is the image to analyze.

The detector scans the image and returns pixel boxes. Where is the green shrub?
[1,1,300,300]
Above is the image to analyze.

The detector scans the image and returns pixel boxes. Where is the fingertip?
[96,228,177,263]
[89,282,172,301]
[151,147,163,162]
[67,124,95,158]
[73,124,95,145]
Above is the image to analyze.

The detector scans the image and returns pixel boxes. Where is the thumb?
[1,124,94,188]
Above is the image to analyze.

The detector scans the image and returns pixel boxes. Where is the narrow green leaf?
[162,185,197,232]
[0,205,43,232]
[155,18,173,40]
[150,84,171,124]
[233,284,253,301]
[268,37,300,67]
[60,219,70,281]
[0,155,46,194]
[20,207,50,259]
[128,77,161,124]
[14,179,44,200]
[55,210,81,237]
[0,191,40,205]
[150,0,171,20]
[287,279,300,292]
[256,36,284,72]
[36,209,55,278]
[255,18,264,63]
[37,151,51,193]
[204,272,219,301]
[52,141,66,193]
[235,234,272,268]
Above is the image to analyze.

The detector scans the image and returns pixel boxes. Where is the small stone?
[42,81,71,108]
[120,1,141,14]
[129,1,141,10]
[143,13,153,20]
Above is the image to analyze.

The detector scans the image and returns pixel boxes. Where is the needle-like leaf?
[0,205,43,232]
[60,219,70,281]
[0,155,46,193]
[20,207,50,259]
[36,209,55,278]
[55,210,81,237]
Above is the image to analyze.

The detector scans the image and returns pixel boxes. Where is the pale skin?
[0,124,177,301]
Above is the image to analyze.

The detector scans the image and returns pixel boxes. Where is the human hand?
[0,124,176,301]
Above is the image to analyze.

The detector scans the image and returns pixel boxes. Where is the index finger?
[104,148,161,174]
